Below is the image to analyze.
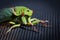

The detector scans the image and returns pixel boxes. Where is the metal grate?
[0,2,58,40]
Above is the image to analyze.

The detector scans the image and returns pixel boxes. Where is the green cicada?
[0,6,48,33]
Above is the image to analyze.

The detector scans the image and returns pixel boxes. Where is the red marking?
[40,22,48,27]
[22,12,24,16]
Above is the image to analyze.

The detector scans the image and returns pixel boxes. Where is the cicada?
[0,6,48,33]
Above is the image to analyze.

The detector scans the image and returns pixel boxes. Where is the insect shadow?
[20,24,39,33]
[0,22,39,34]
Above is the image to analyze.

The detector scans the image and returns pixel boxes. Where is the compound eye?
[27,10,29,12]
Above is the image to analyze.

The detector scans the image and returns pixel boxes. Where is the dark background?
[0,0,59,40]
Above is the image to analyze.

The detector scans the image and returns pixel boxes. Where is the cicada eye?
[27,10,29,12]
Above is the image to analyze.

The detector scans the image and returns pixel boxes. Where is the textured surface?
[0,1,58,40]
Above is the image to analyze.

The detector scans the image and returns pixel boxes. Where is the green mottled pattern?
[14,6,33,16]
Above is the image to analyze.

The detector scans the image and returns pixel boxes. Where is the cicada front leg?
[29,18,49,32]
[30,18,49,27]
[27,18,40,32]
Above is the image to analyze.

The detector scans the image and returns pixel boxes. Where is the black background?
[0,0,59,40]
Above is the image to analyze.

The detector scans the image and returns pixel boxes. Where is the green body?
[0,6,48,33]
[0,6,33,24]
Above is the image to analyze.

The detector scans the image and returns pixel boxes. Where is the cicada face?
[24,8,33,17]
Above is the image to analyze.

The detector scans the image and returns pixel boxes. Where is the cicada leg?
[31,18,49,27]
[9,21,16,24]
[6,23,20,33]
[29,18,49,32]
